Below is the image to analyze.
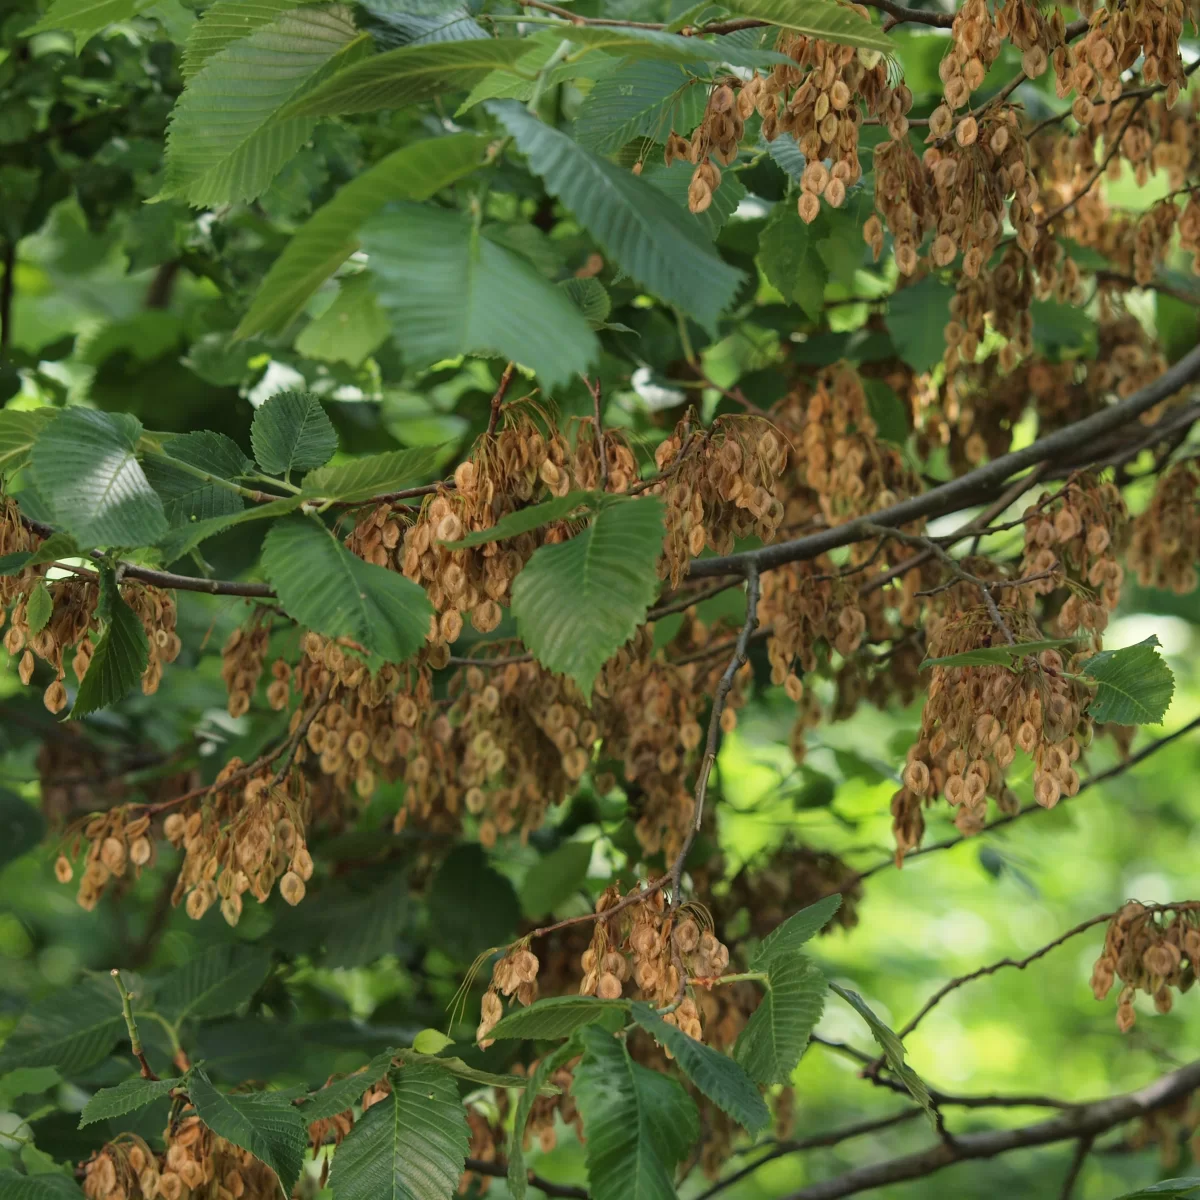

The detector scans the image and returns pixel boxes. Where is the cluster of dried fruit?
[1129,459,1200,593]
[1091,902,1200,1030]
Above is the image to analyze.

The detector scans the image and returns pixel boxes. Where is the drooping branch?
[780,1056,1200,1200]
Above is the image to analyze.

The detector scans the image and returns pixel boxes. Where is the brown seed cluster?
[1129,460,1200,593]
[895,608,1089,862]
[221,613,272,718]
[477,945,541,1046]
[576,886,730,1029]
[676,79,743,215]
[654,414,787,587]
[1091,902,1200,1031]
[57,809,156,910]
[1020,473,1127,637]
[82,1136,161,1200]
[163,760,313,925]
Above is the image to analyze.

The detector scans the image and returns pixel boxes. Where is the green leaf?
[519,840,594,918]
[155,945,273,1023]
[888,274,953,373]
[189,1069,308,1193]
[279,38,532,119]
[295,273,390,367]
[0,1068,61,1108]
[758,201,828,322]
[559,26,795,69]
[71,584,149,718]
[718,0,894,52]
[443,491,598,549]
[1114,1181,1200,1199]
[0,1171,86,1200]
[161,5,369,207]
[1081,635,1175,725]
[0,408,55,475]
[161,430,253,479]
[642,159,747,240]
[456,33,605,112]
[261,516,432,663]
[412,1029,454,1055]
[182,0,298,78]
[0,534,82,577]
[488,996,629,1041]
[405,1052,551,1091]
[762,131,805,181]
[560,278,612,327]
[30,409,167,549]
[156,495,307,564]
[572,1024,699,1200]
[573,61,706,155]
[508,1042,576,1200]
[511,496,665,701]
[919,638,1078,671]
[751,894,842,968]
[489,101,745,332]
[327,1064,470,1200]
[733,954,825,1086]
[141,454,244,527]
[252,390,338,477]
[361,203,599,391]
[23,0,158,50]
[830,982,936,1126]
[0,976,124,1075]
[79,1075,185,1127]
[427,844,520,961]
[301,1050,396,1121]
[0,790,45,873]
[236,133,488,339]
[301,447,443,503]
[629,1002,768,1133]
[862,378,909,445]
[25,582,53,635]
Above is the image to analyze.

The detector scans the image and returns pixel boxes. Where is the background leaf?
[573,61,706,154]
[188,1068,309,1193]
[511,496,665,701]
[751,894,843,968]
[1081,636,1175,725]
[361,203,599,391]
[519,840,594,918]
[717,0,894,51]
[734,954,825,1086]
[443,491,597,549]
[490,101,745,332]
[0,790,46,874]
[155,945,273,1023]
[327,1064,470,1200]
[488,996,629,1041]
[572,1024,699,1200]
[71,586,149,719]
[30,409,167,548]
[251,391,338,477]
[301,446,443,502]
[23,0,159,50]
[261,517,433,663]
[79,1075,183,1127]
[0,977,124,1075]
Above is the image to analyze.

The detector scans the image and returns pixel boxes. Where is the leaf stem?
[111,969,159,1080]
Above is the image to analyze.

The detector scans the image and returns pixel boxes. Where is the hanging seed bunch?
[780,363,919,523]
[676,79,743,215]
[0,495,38,602]
[654,414,788,588]
[577,886,731,1023]
[344,499,405,568]
[895,607,1090,861]
[1127,1097,1200,1172]
[571,416,637,492]
[4,574,98,713]
[938,0,1005,110]
[57,807,155,911]
[125,584,182,696]
[476,945,541,1046]
[1055,0,1193,116]
[511,1056,582,1154]
[757,30,911,223]
[82,1136,161,1200]
[1019,472,1128,637]
[996,0,1056,77]
[720,844,862,942]
[924,106,1036,281]
[156,1113,287,1200]
[1129,460,1200,593]
[221,611,272,718]
[400,411,578,645]
[871,136,935,273]
[1091,902,1200,1031]
[461,1099,510,1194]
[946,243,1037,373]
[161,759,313,925]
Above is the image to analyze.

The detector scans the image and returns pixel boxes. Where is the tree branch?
[780,1057,1200,1200]
[465,1157,588,1199]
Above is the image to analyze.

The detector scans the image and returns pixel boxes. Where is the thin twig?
[1059,1135,1094,1200]
[583,375,608,491]
[1,240,14,355]
[112,969,157,1080]
[668,568,760,909]
[487,362,517,438]
[465,1158,588,1199]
